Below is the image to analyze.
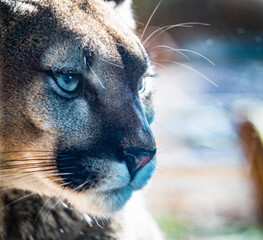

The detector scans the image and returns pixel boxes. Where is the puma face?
[0,0,156,216]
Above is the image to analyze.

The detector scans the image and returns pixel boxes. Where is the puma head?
[0,0,156,216]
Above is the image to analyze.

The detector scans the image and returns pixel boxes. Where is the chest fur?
[0,190,120,240]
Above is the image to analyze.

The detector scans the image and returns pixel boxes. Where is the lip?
[91,157,156,214]
[99,157,157,212]
[68,157,157,215]
[128,156,156,191]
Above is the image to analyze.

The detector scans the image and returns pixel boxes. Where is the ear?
[106,0,135,30]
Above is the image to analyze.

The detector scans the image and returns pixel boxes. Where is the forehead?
[2,0,149,78]
[39,1,148,71]
[31,0,138,48]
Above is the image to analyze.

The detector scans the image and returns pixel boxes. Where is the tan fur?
[0,0,162,239]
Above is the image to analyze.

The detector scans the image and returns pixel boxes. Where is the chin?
[63,157,156,216]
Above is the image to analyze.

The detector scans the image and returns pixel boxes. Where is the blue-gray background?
[133,0,263,239]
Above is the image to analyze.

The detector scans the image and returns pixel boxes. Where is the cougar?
[0,0,163,239]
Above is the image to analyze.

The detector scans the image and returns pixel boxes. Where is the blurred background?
[132,0,263,239]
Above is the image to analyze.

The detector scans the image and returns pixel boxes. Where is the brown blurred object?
[239,115,263,224]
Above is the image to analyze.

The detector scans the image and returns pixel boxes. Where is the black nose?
[123,147,156,179]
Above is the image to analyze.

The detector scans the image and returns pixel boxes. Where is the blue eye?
[55,73,79,92]
[138,78,146,94]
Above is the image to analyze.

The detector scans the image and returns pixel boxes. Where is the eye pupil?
[64,75,73,83]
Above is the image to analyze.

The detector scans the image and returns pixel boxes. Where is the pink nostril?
[124,149,156,178]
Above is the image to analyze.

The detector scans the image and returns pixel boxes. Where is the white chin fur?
[66,158,156,216]
[10,158,156,217]
[63,186,133,217]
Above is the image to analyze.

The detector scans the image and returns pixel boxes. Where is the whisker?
[0,155,54,160]
[44,199,62,222]
[0,150,57,154]
[87,63,106,89]
[1,177,65,187]
[153,45,215,66]
[0,172,73,181]
[0,150,73,157]
[83,212,94,227]
[93,216,104,229]
[99,57,124,69]
[0,164,57,172]
[0,172,72,182]
[33,195,55,225]
[73,180,89,192]
[151,61,171,71]
[0,156,75,162]
[151,45,190,60]
[0,167,57,174]
[176,48,215,66]
[143,22,210,47]
[158,59,218,87]
[141,0,163,41]
[0,167,57,173]
[0,158,78,169]
[83,56,87,97]
[0,178,66,192]
[43,185,72,222]
[60,182,72,187]
[0,160,74,168]
[0,192,36,211]
[33,181,72,226]
[153,175,176,195]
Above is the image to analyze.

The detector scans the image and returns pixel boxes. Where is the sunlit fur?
[0,0,163,239]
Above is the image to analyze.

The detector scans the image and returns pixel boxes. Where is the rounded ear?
[106,0,136,30]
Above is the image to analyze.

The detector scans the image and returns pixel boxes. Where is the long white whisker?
[93,216,104,229]
[158,59,218,87]
[152,45,190,60]
[0,172,72,181]
[88,64,106,89]
[0,166,57,174]
[141,0,163,41]
[43,199,62,222]
[43,184,71,222]
[33,180,72,225]
[0,192,36,211]
[153,45,215,65]
[83,212,94,227]
[143,22,210,46]
[33,195,55,225]
[143,24,191,46]
[176,48,215,66]
[99,57,124,69]
[151,62,171,71]
[74,180,89,192]
[0,177,67,191]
